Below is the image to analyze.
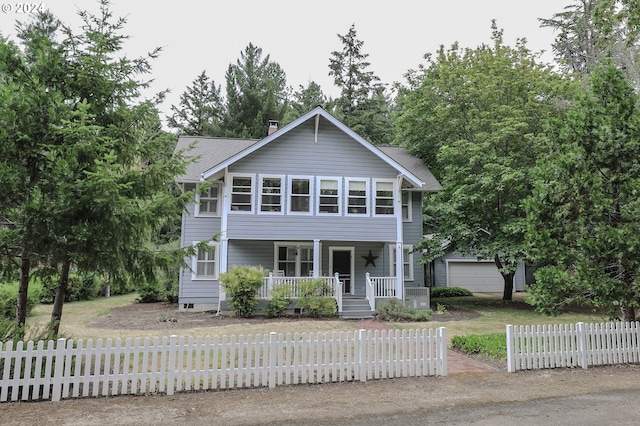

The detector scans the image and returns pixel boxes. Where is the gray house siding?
[433,253,526,292]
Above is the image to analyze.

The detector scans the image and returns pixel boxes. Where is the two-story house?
[175,107,441,317]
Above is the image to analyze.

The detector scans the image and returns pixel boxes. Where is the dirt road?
[1,364,639,425]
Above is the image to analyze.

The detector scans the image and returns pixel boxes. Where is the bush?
[297,279,337,318]
[264,284,292,318]
[39,273,102,304]
[220,265,267,318]
[377,298,431,321]
[451,333,507,360]
[0,281,42,320]
[431,286,473,298]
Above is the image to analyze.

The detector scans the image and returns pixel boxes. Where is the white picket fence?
[0,327,447,402]
[506,321,640,372]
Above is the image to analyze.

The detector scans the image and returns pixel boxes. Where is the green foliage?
[296,279,337,318]
[431,287,473,298]
[220,266,267,318]
[329,24,395,145]
[264,283,292,318]
[376,298,431,321]
[396,22,572,300]
[451,333,507,360]
[0,282,41,319]
[525,61,640,321]
[39,273,102,304]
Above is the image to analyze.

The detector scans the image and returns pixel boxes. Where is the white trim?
[200,107,426,188]
[287,175,314,215]
[345,178,370,216]
[258,174,285,215]
[329,247,355,295]
[227,173,255,214]
[191,241,219,281]
[316,176,342,216]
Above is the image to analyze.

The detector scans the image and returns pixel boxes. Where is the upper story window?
[346,179,368,215]
[317,177,341,214]
[196,183,220,216]
[374,180,395,215]
[259,175,283,213]
[289,177,312,214]
[230,175,253,212]
[401,191,412,222]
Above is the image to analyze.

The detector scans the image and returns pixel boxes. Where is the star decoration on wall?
[362,250,379,267]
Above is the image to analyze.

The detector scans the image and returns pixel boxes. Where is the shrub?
[451,333,507,360]
[264,284,292,318]
[220,265,267,318]
[431,286,473,298]
[39,273,101,303]
[377,298,431,321]
[0,281,42,320]
[297,279,337,318]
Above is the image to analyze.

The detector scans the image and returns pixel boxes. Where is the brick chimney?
[268,120,279,135]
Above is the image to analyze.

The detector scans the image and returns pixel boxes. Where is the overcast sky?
[1,0,567,121]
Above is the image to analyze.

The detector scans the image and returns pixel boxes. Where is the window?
[374,180,395,215]
[390,245,414,281]
[196,183,220,216]
[317,177,341,214]
[346,179,368,215]
[401,191,412,221]
[275,243,314,276]
[230,175,253,212]
[192,242,217,280]
[289,177,312,214]
[259,176,283,213]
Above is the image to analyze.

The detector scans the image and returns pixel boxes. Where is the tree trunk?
[621,305,636,322]
[16,254,31,327]
[502,272,514,301]
[49,259,71,337]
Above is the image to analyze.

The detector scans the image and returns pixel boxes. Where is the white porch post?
[218,168,230,302]
[219,236,228,302]
[313,239,320,277]
[395,174,404,301]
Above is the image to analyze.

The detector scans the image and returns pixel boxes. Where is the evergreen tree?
[223,43,289,138]
[526,61,640,321]
[329,24,394,145]
[167,70,225,136]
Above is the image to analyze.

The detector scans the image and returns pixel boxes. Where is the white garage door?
[447,261,504,292]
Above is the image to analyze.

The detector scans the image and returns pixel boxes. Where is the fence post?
[437,327,447,376]
[577,322,588,369]
[269,332,277,388]
[167,335,177,395]
[506,325,515,373]
[358,329,367,382]
[51,338,66,402]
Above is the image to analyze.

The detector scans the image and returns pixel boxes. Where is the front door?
[331,248,354,294]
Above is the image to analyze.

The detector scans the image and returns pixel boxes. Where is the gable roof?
[175,107,441,191]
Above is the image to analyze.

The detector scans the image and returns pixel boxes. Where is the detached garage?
[446,260,504,292]
[431,254,527,293]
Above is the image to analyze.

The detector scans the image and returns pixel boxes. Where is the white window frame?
[287,176,313,215]
[195,182,221,217]
[390,244,414,281]
[228,173,254,213]
[373,179,396,216]
[401,190,412,222]
[316,176,342,215]
[274,242,315,277]
[191,241,219,280]
[345,178,369,216]
[258,174,285,214]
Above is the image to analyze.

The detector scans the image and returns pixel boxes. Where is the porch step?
[339,297,375,320]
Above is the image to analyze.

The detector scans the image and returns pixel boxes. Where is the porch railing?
[365,273,397,310]
[260,273,343,313]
